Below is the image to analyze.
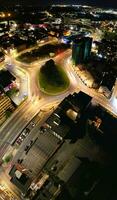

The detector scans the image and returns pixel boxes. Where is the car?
[30,121,35,127]
[29,140,33,146]
[22,130,29,137]
[21,133,26,138]
[50,160,58,171]
[51,165,57,171]
[40,126,46,133]
[22,128,30,136]
[20,135,25,140]
[25,128,30,132]
[24,145,30,152]
[16,137,23,145]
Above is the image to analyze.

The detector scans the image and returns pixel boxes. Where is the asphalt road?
[0,48,117,161]
[0,43,116,198]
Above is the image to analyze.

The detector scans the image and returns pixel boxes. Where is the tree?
[40,59,64,86]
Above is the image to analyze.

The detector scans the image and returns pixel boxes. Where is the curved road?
[0,48,117,161]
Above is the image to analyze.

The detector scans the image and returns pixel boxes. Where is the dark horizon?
[0,0,117,9]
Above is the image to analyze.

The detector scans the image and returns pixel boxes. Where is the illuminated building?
[72,37,92,65]
[84,37,92,61]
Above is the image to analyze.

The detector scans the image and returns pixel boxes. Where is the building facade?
[72,37,92,65]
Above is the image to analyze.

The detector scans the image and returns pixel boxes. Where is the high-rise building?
[84,37,92,61]
[72,37,92,65]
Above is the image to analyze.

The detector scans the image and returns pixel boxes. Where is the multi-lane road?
[0,47,117,160]
[0,42,117,199]
[60,49,117,116]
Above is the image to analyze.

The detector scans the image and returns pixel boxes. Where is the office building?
[72,37,92,65]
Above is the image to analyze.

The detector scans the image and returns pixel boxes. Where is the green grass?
[38,64,70,95]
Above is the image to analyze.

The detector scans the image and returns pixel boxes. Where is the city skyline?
[0,0,117,8]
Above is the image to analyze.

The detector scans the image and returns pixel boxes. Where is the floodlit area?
[110,97,117,114]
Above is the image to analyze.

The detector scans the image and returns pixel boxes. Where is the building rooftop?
[46,92,92,140]
[9,164,31,194]
[0,69,15,89]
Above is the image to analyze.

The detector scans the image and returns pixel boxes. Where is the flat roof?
[0,69,15,88]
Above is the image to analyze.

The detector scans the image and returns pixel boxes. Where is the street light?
[1,13,5,18]
[8,13,11,17]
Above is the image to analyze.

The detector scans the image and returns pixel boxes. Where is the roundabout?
[38,59,70,96]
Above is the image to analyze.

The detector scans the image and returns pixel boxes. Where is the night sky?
[0,0,117,8]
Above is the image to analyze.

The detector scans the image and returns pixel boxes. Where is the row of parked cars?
[16,121,36,146]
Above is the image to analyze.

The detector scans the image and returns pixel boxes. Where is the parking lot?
[12,121,61,178]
